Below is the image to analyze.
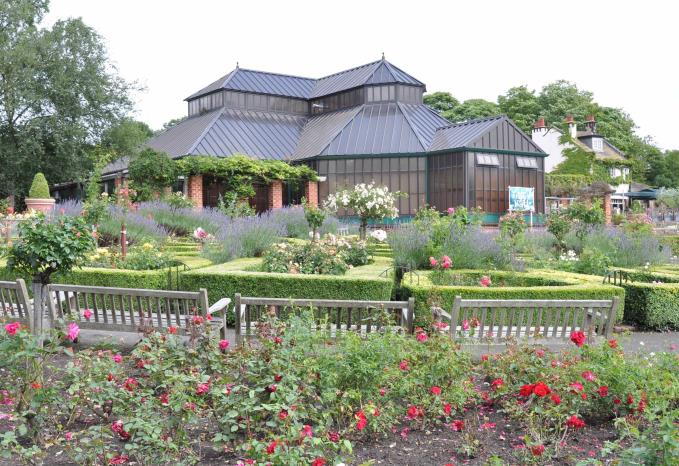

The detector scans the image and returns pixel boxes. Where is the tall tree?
[100,118,153,160]
[497,85,541,133]
[537,80,595,126]
[0,0,133,199]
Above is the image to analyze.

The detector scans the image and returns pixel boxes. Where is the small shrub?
[262,236,369,275]
[388,224,430,271]
[28,173,50,199]
[216,192,255,218]
[546,211,571,249]
[164,192,195,209]
[441,224,510,270]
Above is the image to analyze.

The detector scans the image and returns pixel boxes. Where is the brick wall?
[603,193,612,224]
[268,180,283,210]
[188,175,203,209]
[304,180,319,208]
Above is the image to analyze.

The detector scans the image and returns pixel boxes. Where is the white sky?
[45,0,679,150]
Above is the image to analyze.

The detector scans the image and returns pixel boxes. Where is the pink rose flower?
[429,256,438,267]
[219,339,230,351]
[67,322,80,341]
[4,322,20,336]
[113,354,122,363]
[83,309,92,320]
[479,275,491,287]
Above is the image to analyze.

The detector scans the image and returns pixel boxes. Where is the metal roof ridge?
[235,67,317,81]
[315,105,365,155]
[316,60,381,81]
[396,102,427,151]
[186,108,227,155]
[383,60,425,86]
[435,114,506,130]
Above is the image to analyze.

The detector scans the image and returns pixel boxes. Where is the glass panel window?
[476,153,500,166]
[516,157,538,169]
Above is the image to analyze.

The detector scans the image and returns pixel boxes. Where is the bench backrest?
[0,279,32,326]
[234,294,415,340]
[448,296,619,342]
[46,283,209,333]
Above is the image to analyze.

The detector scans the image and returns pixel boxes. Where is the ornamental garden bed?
[1,314,676,465]
[400,270,625,328]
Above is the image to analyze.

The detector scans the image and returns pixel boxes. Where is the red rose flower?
[570,330,586,347]
[608,339,618,349]
[551,394,561,405]
[566,415,585,429]
[532,382,551,397]
[614,397,621,405]
[311,458,327,466]
[300,424,313,438]
[266,440,278,454]
[443,403,452,415]
[519,384,535,396]
[627,394,634,405]
[431,386,442,395]
[355,410,367,431]
[274,374,283,382]
[167,326,177,334]
[531,444,545,457]
[327,431,340,442]
[109,455,129,465]
[278,409,288,420]
[582,371,596,382]
[451,420,464,431]
[598,386,609,397]
[490,378,504,391]
[481,354,489,361]
[267,384,277,393]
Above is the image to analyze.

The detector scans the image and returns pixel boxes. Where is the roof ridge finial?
[381,51,385,61]
[236,61,239,69]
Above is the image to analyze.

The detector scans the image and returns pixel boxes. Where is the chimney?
[585,115,597,133]
[532,118,546,135]
[565,114,577,139]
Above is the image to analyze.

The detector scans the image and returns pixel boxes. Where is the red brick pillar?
[304,180,319,208]
[188,175,203,209]
[268,180,283,210]
[114,176,122,189]
[603,193,612,224]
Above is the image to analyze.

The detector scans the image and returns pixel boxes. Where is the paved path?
[76,328,677,355]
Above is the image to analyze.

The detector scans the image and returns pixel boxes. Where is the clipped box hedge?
[178,257,394,318]
[660,236,679,256]
[400,269,625,328]
[621,282,679,330]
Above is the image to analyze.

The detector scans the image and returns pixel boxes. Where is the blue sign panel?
[508,186,535,212]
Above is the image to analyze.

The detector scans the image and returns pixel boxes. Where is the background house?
[89,58,545,221]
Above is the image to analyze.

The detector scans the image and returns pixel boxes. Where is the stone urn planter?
[25,172,55,214]
[25,198,55,214]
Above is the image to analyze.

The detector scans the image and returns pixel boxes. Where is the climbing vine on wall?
[175,155,317,198]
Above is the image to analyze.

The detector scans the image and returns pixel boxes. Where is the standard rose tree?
[7,214,96,338]
[324,183,402,240]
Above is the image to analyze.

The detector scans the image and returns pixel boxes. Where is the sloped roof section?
[399,103,451,149]
[291,106,362,160]
[186,68,315,100]
[191,108,307,160]
[146,108,223,158]
[430,115,545,154]
[320,103,425,156]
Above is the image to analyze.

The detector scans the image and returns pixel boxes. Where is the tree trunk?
[359,218,368,240]
[31,278,47,347]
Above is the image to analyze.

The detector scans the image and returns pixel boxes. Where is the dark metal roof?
[320,103,425,156]
[191,108,306,160]
[186,59,425,101]
[101,156,130,176]
[186,68,315,100]
[146,108,223,158]
[399,103,451,149]
[291,107,362,160]
[429,115,506,151]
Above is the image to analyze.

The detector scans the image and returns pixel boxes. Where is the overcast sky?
[45,0,678,150]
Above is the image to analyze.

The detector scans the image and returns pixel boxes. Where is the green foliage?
[100,118,153,158]
[180,258,393,318]
[0,1,133,200]
[424,92,500,122]
[163,192,195,209]
[176,155,317,199]
[216,192,254,218]
[660,236,679,256]
[566,201,605,240]
[302,197,325,240]
[652,151,679,188]
[85,242,175,271]
[27,173,50,199]
[545,174,592,197]
[546,211,571,249]
[402,270,625,327]
[262,237,369,275]
[7,215,96,284]
[621,282,679,330]
[128,148,178,201]
[499,211,526,245]
[656,187,679,210]
[575,247,612,275]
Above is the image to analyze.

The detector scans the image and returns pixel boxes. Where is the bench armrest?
[209,298,231,316]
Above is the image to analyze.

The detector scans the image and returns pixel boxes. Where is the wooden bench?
[46,284,230,338]
[439,296,619,344]
[0,279,32,329]
[234,294,415,343]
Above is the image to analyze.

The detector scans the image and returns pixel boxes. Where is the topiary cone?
[25,172,55,214]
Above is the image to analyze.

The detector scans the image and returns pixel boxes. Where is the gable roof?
[146,108,223,158]
[186,59,425,101]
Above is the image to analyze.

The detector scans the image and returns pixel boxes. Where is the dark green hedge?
[621,282,679,330]
[400,270,625,328]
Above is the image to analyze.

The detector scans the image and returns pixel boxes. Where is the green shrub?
[401,269,625,328]
[621,282,679,330]
[28,173,51,199]
[179,257,394,323]
[128,148,178,201]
